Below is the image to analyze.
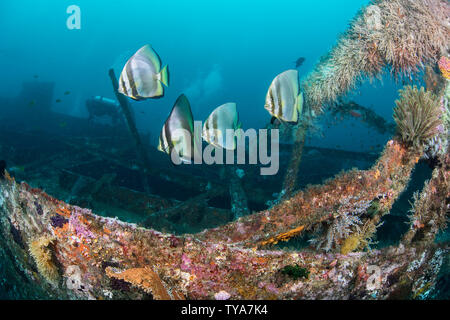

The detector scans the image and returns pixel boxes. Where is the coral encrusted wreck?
[0,0,449,300]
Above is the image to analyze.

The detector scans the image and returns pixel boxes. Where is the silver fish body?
[119,45,169,100]
[264,69,303,123]
[202,102,241,150]
[158,94,200,163]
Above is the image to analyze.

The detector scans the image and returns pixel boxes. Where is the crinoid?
[393,86,443,150]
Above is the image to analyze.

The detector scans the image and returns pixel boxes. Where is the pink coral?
[69,207,95,240]
[180,253,191,271]
[214,290,231,300]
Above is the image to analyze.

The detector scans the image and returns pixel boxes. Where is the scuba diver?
[86,96,124,126]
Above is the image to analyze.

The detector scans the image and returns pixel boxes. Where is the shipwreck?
[0,0,449,300]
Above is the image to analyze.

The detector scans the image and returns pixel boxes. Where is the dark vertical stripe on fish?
[164,120,174,153]
[275,80,282,119]
[269,88,276,115]
[121,76,128,96]
[213,113,219,144]
[126,62,140,100]
[205,118,210,141]
[162,127,171,153]
[159,129,166,152]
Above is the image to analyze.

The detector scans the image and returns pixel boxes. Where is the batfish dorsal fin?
[170,94,194,133]
[137,45,162,72]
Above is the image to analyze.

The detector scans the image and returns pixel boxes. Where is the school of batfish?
[119,44,304,163]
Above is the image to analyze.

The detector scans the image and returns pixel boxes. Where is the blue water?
[0,1,448,300]
[0,0,407,151]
